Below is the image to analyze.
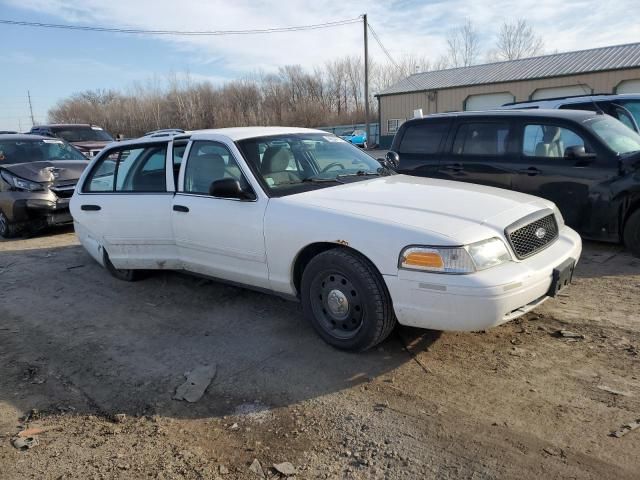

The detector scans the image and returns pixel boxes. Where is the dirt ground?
[0,228,638,479]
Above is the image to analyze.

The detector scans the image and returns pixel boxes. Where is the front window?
[52,126,114,143]
[236,133,390,197]
[0,138,86,164]
[522,124,588,158]
[586,117,640,154]
[615,100,640,129]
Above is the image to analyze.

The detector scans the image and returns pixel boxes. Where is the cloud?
[4,0,639,75]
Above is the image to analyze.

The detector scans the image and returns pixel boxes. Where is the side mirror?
[385,151,400,169]
[564,145,596,161]
[209,178,255,200]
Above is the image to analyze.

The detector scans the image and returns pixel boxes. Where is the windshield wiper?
[336,170,381,179]
[302,176,345,184]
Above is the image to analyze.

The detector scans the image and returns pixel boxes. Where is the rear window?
[398,122,448,154]
[452,123,511,156]
[52,127,113,143]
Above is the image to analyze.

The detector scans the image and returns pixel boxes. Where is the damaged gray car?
[0,134,89,238]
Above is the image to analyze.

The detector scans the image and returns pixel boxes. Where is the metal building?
[376,42,640,147]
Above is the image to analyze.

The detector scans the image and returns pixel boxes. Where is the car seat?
[535,126,564,157]
[261,147,300,185]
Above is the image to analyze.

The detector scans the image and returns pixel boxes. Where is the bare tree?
[493,19,544,61]
[446,19,480,67]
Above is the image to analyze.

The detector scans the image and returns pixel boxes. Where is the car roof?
[0,133,56,141]
[190,126,328,141]
[405,108,602,123]
[31,124,99,129]
[503,93,640,106]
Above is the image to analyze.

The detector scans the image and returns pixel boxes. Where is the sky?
[1,0,639,131]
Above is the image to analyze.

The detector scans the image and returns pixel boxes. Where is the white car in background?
[70,127,582,351]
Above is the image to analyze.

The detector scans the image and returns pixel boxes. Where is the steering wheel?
[320,162,346,173]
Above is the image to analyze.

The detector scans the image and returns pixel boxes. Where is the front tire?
[0,211,19,239]
[103,250,140,281]
[301,248,396,351]
[623,209,640,257]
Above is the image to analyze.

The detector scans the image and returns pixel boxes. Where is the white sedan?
[70,127,582,351]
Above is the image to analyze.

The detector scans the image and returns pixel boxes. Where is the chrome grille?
[505,210,559,259]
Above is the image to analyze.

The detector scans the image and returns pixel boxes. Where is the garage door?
[616,79,640,94]
[464,92,515,111]
[531,85,590,100]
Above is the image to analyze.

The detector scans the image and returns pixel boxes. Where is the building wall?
[378,67,640,137]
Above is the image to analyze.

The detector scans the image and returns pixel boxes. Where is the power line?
[367,22,424,92]
[0,17,362,36]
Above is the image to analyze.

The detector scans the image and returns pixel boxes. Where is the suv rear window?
[452,123,511,156]
[398,122,448,154]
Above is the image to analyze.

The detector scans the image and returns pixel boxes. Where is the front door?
[171,139,270,289]
[72,142,178,269]
[512,122,618,233]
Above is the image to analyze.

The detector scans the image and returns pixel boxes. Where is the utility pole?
[27,91,35,126]
[363,14,370,149]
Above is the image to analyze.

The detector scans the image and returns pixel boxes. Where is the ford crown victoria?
[70,127,582,351]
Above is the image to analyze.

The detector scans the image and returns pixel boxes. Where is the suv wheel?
[301,248,396,351]
[0,211,19,239]
[103,250,140,281]
[623,209,640,257]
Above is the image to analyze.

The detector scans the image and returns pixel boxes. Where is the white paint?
[531,85,591,100]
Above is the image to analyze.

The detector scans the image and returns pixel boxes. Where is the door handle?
[81,204,101,211]
[173,205,189,213]
[443,163,463,172]
[518,167,542,176]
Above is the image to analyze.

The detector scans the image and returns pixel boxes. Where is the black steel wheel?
[301,248,396,351]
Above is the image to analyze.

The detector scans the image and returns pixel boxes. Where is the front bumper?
[384,227,582,331]
[9,196,72,226]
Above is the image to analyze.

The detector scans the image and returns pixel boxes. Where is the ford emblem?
[535,227,547,239]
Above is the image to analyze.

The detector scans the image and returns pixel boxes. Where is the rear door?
[436,120,518,190]
[72,142,178,269]
[512,121,618,231]
[394,119,450,177]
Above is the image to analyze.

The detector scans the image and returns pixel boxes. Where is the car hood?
[286,174,555,243]
[1,160,89,183]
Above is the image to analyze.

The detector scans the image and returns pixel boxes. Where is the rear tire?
[0,211,19,239]
[623,209,640,257]
[301,248,396,351]
[103,250,140,281]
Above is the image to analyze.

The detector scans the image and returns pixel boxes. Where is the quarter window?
[84,144,167,193]
[452,123,511,156]
[522,125,586,157]
[183,141,248,196]
[398,122,448,154]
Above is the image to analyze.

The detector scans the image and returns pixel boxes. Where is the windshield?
[0,138,87,164]
[53,127,113,143]
[616,100,640,130]
[586,117,640,154]
[236,133,389,196]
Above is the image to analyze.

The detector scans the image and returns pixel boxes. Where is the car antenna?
[580,86,604,115]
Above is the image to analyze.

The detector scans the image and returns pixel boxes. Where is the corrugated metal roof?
[378,43,640,96]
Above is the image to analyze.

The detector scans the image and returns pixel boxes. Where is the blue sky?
[1,0,639,131]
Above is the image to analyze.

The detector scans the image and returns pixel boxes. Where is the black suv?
[388,109,640,254]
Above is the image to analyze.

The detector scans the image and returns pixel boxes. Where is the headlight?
[399,238,511,274]
[0,170,45,192]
